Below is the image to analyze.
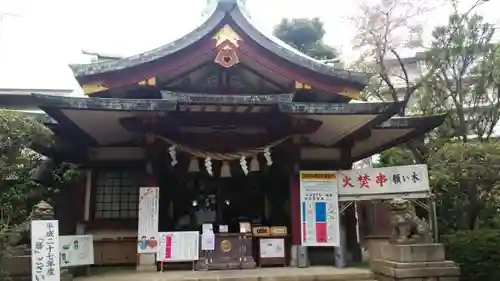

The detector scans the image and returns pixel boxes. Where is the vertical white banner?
[137,187,159,253]
[31,220,60,281]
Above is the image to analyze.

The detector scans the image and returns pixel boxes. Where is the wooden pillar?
[339,142,362,263]
[290,174,301,245]
[289,136,301,266]
[145,133,158,186]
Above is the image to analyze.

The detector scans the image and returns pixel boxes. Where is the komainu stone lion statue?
[7,200,55,248]
[389,198,432,244]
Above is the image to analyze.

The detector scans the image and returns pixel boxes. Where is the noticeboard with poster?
[156,231,200,262]
[259,238,285,258]
[257,237,286,267]
[59,235,94,267]
[299,171,341,247]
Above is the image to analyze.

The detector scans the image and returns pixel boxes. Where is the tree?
[375,147,416,167]
[350,0,430,107]
[375,10,500,235]
[350,0,441,163]
[0,110,81,278]
[273,18,339,60]
[420,13,498,142]
[0,110,53,228]
[351,0,491,163]
[0,110,79,242]
[351,0,489,111]
[428,142,500,233]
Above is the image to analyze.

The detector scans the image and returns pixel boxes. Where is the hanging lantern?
[205,156,213,176]
[188,158,200,172]
[169,145,177,166]
[240,156,248,175]
[250,156,260,172]
[220,161,231,178]
[263,147,273,166]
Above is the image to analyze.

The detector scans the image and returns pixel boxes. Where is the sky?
[1,0,499,92]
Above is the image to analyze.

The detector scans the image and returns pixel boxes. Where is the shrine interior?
[155,144,291,234]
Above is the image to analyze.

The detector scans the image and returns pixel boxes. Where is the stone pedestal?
[372,243,460,281]
[2,251,73,281]
[365,235,390,266]
[136,253,157,272]
[0,201,73,281]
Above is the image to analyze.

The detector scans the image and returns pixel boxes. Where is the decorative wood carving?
[214,48,240,68]
[213,25,242,48]
[213,25,242,68]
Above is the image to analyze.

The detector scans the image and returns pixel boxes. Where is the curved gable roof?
[70,0,371,89]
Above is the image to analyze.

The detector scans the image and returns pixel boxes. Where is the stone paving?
[75,266,375,281]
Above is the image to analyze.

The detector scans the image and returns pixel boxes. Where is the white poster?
[259,238,285,258]
[60,235,94,267]
[156,231,199,262]
[137,187,159,253]
[201,233,215,251]
[31,220,60,281]
[299,171,340,247]
[338,164,430,200]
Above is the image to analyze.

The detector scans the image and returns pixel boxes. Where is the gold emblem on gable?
[220,240,232,252]
[213,25,242,48]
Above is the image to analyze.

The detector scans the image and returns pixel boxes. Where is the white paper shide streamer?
[205,156,213,176]
[169,145,177,166]
[240,156,248,175]
[263,147,273,166]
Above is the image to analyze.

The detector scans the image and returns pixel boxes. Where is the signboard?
[338,164,430,200]
[60,235,94,267]
[299,171,340,247]
[201,233,215,251]
[137,187,159,253]
[157,231,200,262]
[259,238,285,258]
[31,220,60,281]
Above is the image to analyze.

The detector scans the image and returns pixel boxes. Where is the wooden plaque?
[252,227,270,237]
[270,226,287,236]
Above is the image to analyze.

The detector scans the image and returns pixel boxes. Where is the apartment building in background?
[378,50,500,140]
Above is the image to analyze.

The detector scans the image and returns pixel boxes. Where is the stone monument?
[371,198,460,281]
[1,201,72,281]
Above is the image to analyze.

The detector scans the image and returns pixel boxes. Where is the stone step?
[75,267,375,281]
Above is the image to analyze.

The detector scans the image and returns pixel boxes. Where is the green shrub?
[442,229,500,281]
